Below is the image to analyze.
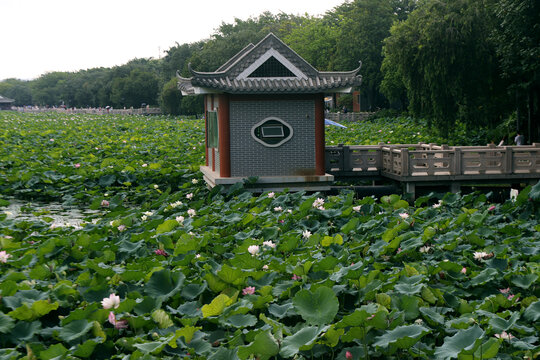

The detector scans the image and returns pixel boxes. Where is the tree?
[110,68,159,108]
[187,12,306,72]
[333,0,396,111]
[381,0,509,133]
[283,16,339,71]
[160,78,183,115]
[491,0,540,143]
[31,72,70,106]
[0,79,33,106]
[161,42,202,79]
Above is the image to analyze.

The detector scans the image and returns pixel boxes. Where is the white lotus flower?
[352,206,361,212]
[267,192,275,198]
[312,198,325,208]
[494,331,515,340]
[101,293,121,309]
[170,201,183,208]
[263,241,276,248]
[247,245,260,256]
[399,212,409,219]
[176,216,185,224]
[187,209,196,217]
[510,189,518,201]
[473,251,489,260]
[302,230,312,239]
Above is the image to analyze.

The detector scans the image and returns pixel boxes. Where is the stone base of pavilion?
[200,166,334,192]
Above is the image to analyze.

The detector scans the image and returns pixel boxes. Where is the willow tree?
[381,0,509,134]
[492,0,540,143]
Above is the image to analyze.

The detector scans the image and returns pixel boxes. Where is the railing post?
[343,145,351,172]
[454,148,462,175]
[402,148,409,176]
[505,147,513,174]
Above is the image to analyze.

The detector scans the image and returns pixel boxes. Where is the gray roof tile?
[177,33,361,95]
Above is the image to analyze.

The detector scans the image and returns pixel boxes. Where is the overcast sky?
[1,0,346,81]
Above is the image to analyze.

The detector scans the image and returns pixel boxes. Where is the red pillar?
[204,95,208,166]
[314,93,325,175]
[218,94,231,177]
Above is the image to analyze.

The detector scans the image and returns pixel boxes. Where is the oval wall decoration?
[251,117,294,148]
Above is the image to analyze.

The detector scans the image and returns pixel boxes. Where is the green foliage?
[0,106,539,359]
[382,0,510,133]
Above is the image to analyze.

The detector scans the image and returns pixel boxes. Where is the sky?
[0,0,346,81]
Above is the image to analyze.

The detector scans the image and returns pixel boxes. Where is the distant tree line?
[0,0,538,141]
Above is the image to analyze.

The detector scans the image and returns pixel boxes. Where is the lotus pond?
[0,112,538,359]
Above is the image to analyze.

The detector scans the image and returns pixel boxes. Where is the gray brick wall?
[229,99,316,177]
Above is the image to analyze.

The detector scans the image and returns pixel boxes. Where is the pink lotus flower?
[499,287,510,294]
[507,294,519,301]
[346,350,353,360]
[242,286,256,295]
[461,267,467,274]
[488,205,496,211]
[108,311,128,329]
[291,274,301,281]
[154,249,169,257]
[117,225,126,232]
[74,163,81,168]
[101,200,109,207]
[0,250,12,263]
[101,294,121,309]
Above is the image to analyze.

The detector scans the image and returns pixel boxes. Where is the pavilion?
[177,33,361,191]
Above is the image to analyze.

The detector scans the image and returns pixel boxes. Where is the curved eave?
[319,61,362,78]
[188,63,228,78]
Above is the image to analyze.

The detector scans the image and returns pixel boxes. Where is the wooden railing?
[326,143,540,181]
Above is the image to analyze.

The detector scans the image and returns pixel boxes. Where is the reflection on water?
[3,198,101,230]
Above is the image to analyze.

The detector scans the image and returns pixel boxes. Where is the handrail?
[326,143,540,178]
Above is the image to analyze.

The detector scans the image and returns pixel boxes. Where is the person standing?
[514,133,525,145]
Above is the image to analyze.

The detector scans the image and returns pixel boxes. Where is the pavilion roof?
[177,33,361,95]
[0,95,15,103]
